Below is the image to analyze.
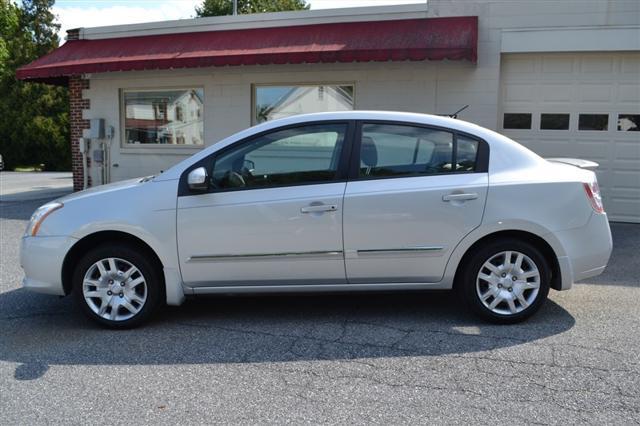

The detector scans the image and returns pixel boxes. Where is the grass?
[13,164,45,172]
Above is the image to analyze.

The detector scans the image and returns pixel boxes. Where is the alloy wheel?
[82,257,148,321]
[475,250,541,315]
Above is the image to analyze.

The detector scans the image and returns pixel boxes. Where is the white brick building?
[17,1,640,222]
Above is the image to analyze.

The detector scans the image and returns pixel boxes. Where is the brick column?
[69,76,90,191]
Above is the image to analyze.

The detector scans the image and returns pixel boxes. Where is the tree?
[20,0,59,57]
[196,0,309,17]
[0,0,69,171]
[0,0,20,81]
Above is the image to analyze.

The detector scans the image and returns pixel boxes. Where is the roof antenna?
[449,105,469,119]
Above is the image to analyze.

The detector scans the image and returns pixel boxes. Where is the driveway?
[0,171,72,202]
[0,183,639,424]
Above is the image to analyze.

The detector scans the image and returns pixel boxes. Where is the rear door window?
[357,123,480,178]
[358,123,454,178]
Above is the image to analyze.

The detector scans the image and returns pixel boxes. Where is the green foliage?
[196,0,309,17]
[0,0,69,171]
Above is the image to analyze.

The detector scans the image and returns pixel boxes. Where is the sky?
[52,0,426,37]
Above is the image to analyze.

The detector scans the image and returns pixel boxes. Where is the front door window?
[211,123,347,191]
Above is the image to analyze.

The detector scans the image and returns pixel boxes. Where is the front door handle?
[442,193,478,202]
[301,204,338,213]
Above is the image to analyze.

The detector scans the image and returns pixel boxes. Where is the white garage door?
[500,52,640,223]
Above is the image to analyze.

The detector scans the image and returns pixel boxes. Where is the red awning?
[17,16,477,85]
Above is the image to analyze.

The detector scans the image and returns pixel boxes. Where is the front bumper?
[20,236,78,295]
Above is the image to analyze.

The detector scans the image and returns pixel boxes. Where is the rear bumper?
[20,236,77,295]
[550,212,612,290]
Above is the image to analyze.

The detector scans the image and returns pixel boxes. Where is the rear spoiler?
[546,158,599,169]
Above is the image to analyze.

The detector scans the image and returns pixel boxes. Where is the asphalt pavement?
[0,173,639,424]
[0,171,73,202]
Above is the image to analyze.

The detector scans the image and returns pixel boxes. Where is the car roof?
[256,111,489,136]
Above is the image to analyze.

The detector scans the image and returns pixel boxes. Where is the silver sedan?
[21,111,612,327]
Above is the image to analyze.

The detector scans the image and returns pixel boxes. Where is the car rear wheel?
[459,239,551,324]
[72,243,162,328]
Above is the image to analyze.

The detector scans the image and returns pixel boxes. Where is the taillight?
[583,179,604,214]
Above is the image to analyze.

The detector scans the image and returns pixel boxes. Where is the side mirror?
[187,167,209,192]
[243,159,255,172]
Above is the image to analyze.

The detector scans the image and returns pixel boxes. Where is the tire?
[457,238,551,324]
[72,243,163,328]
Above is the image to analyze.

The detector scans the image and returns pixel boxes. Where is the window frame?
[616,113,640,132]
[251,83,356,125]
[119,86,205,151]
[178,120,355,196]
[540,113,571,131]
[578,113,610,131]
[347,120,489,182]
[502,113,533,130]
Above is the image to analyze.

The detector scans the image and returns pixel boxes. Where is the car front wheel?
[72,243,163,328]
[459,239,551,324]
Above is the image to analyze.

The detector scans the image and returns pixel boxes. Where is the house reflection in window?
[254,84,354,124]
[123,88,204,145]
[618,114,639,131]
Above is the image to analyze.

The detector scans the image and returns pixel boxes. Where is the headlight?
[25,202,64,237]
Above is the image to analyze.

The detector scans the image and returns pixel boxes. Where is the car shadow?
[0,289,575,381]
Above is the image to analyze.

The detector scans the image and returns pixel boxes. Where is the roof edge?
[78,3,429,40]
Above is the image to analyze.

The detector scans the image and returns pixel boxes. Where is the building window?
[175,104,184,122]
[540,113,570,130]
[578,114,609,131]
[503,113,532,130]
[253,84,354,124]
[123,88,204,145]
[618,114,639,131]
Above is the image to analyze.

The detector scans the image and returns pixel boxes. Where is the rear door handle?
[442,193,478,202]
[301,204,338,213]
